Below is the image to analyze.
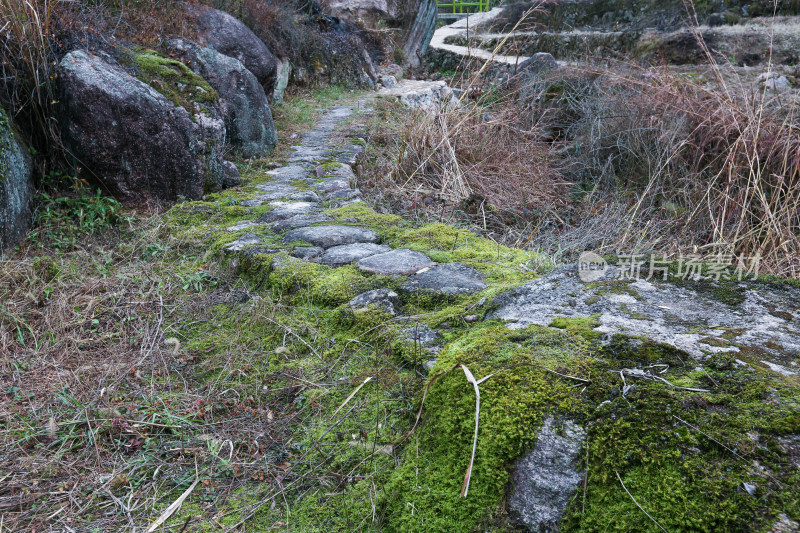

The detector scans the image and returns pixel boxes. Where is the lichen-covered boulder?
[58,50,224,204]
[0,108,33,251]
[167,39,277,158]
[189,5,278,96]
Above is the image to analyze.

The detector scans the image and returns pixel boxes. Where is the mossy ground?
[3,88,798,532]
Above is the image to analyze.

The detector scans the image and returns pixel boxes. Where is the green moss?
[380,323,592,531]
[133,49,218,112]
[698,336,734,348]
[550,314,602,340]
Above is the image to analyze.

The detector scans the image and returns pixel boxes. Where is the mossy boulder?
[189,4,278,96]
[0,107,33,251]
[167,39,278,158]
[58,50,225,205]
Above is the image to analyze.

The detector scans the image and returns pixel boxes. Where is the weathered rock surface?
[222,161,241,188]
[326,188,362,201]
[518,52,559,75]
[283,225,380,248]
[0,108,33,251]
[273,59,292,104]
[258,201,319,222]
[289,191,321,202]
[357,249,436,275]
[190,5,278,95]
[167,39,277,158]
[405,262,487,294]
[507,417,586,531]
[349,288,399,314]
[271,214,335,233]
[58,50,223,204]
[292,246,324,262]
[402,325,442,353]
[321,243,391,267]
[379,79,455,110]
[488,264,800,376]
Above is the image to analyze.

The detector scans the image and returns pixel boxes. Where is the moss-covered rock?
[58,50,226,204]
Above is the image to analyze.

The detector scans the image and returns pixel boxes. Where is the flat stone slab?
[357,249,436,276]
[289,146,330,163]
[289,191,320,202]
[258,201,319,222]
[283,225,380,248]
[404,262,487,295]
[349,289,399,315]
[240,197,269,207]
[226,220,262,232]
[292,246,324,262]
[255,183,298,195]
[266,164,311,181]
[271,214,335,233]
[225,234,262,251]
[315,178,351,194]
[321,243,391,267]
[326,188,361,201]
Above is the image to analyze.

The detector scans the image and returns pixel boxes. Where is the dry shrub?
[549,65,800,275]
[0,0,60,156]
[364,96,564,233]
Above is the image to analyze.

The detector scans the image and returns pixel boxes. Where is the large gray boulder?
[189,5,278,96]
[168,39,277,158]
[58,50,224,204]
[0,108,33,251]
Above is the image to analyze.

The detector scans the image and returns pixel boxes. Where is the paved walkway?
[430,7,530,65]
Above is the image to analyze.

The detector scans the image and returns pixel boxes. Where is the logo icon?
[578,252,607,282]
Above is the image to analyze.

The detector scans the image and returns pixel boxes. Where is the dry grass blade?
[459,364,480,498]
[331,376,373,418]
[145,476,199,533]
[615,471,669,533]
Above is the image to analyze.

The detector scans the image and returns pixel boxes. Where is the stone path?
[223,104,486,321]
[219,101,800,379]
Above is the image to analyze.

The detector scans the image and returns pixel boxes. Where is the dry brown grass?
[361,96,566,235]
[394,4,800,276]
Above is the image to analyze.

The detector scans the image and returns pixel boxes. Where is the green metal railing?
[437,0,493,14]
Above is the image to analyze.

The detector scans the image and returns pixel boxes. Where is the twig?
[259,314,321,359]
[616,368,710,392]
[616,471,669,532]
